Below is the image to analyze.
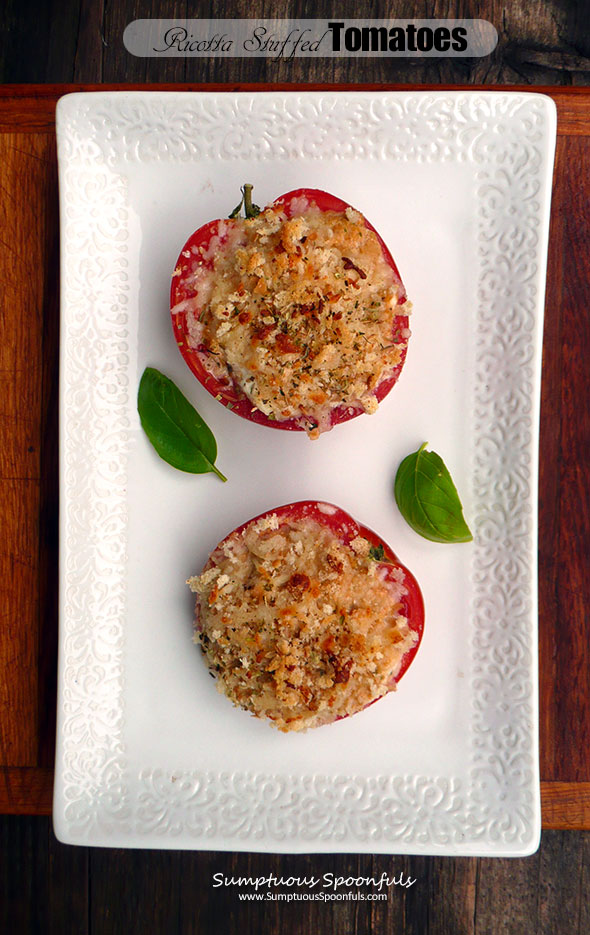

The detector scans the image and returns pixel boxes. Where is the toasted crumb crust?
[188,514,417,732]
[174,200,410,437]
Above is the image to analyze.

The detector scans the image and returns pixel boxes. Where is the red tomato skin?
[200,500,424,692]
[171,189,410,433]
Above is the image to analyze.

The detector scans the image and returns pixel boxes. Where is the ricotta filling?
[174,201,410,437]
[188,515,417,732]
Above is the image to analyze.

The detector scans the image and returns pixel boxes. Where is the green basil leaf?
[394,443,472,543]
[138,367,227,481]
[368,543,393,564]
[368,543,385,562]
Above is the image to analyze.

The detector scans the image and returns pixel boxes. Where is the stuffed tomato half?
[171,186,411,438]
[187,500,424,732]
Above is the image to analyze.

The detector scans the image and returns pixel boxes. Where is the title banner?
[123,19,498,59]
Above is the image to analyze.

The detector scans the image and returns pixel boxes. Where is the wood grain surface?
[539,129,590,787]
[0,129,57,771]
[2,0,590,87]
[1,817,590,934]
[0,83,589,830]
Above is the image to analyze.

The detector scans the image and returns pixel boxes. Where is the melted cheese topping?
[188,515,417,732]
[174,201,411,437]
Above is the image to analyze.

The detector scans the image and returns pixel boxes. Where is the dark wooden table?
[1,1,590,932]
[1,81,590,830]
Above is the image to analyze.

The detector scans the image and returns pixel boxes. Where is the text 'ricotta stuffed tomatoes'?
[171,186,411,438]
[187,500,424,731]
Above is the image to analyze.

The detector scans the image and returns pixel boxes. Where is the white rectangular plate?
[54,90,556,855]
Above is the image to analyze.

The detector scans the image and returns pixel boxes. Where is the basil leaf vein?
[394,443,472,543]
[138,367,227,481]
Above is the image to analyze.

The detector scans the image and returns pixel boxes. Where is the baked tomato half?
[171,185,411,439]
[188,500,424,732]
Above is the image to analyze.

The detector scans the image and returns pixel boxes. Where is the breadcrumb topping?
[188,515,417,731]
[174,199,411,437]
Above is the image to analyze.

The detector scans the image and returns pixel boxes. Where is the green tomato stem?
[228,184,261,219]
[242,183,261,218]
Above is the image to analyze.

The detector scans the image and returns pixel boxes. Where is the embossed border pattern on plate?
[55,91,555,854]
